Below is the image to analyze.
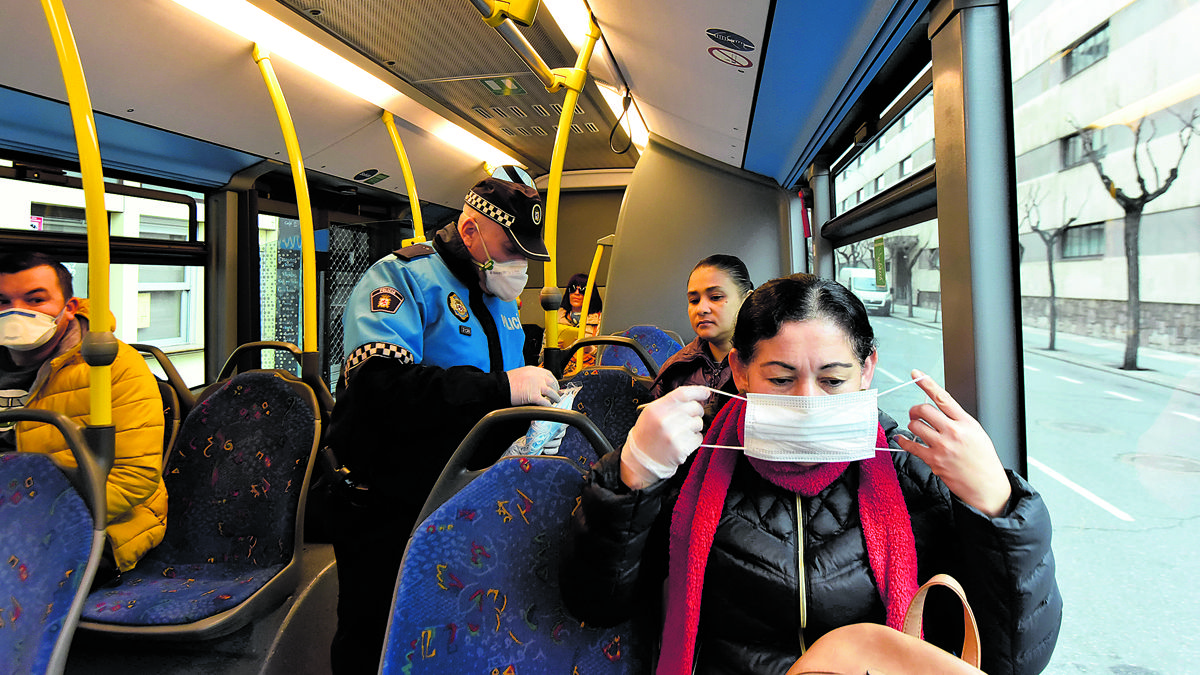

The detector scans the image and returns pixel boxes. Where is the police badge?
[447,292,470,322]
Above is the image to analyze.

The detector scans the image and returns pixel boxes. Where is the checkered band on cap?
[345,342,415,373]
[465,190,516,229]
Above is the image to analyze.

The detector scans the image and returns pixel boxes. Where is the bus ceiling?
[0,0,934,199]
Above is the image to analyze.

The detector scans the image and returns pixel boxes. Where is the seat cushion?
[81,561,285,625]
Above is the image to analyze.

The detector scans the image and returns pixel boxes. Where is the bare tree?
[1080,107,1198,370]
[1020,185,1082,351]
[835,240,873,269]
[886,234,928,317]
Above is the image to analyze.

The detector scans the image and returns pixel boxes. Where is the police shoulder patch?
[371,286,404,313]
[447,292,470,322]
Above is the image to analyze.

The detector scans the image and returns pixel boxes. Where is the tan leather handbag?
[785,574,984,675]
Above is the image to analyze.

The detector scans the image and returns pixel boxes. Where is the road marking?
[1028,457,1134,522]
[1173,411,1200,423]
[1024,365,1040,372]
[1055,376,1083,384]
[1105,390,1141,402]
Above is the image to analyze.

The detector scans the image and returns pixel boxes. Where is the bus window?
[834,219,943,420]
[833,87,934,217]
[1012,0,1200,670]
[2,171,208,387]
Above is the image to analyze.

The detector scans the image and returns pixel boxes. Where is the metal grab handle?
[216,341,304,381]
[563,335,659,378]
[415,407,611,526]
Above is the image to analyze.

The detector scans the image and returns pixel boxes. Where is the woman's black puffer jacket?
[560,413,1062,675]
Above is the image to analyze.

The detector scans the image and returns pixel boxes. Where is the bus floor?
[65,543,338,675]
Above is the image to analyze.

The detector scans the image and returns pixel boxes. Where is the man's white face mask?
[0,306,63,351]
[702,377,926,463]
[483,260,529,302]
[476,231,529,302]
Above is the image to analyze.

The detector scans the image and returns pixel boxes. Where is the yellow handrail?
[253,44,318,354]
[382,111,426,244]
[570,234,611,374]
[542,15,601,354]
[40,0,113,428]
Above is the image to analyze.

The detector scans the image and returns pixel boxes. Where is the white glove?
[507,366,562,406]
[542,424,567,455]
[620,385,709,490]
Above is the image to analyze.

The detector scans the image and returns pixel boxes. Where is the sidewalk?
[887,304,1200,396]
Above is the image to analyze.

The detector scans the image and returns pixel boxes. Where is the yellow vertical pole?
[40,0,113,429]
[570,241,606,373]
[253,45,318,355]
[382,111,426,243]
[542,15,601,355]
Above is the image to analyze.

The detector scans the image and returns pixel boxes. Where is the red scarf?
[657,398,918,675]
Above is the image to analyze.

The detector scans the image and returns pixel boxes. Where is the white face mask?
[0,307,63,352]
[702,377,926,463]
[483,260,529,302]
[475,232,529,302]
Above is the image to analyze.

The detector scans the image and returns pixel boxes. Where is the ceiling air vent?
[500,128,516,136]
[550,104,563,114]
[585,123,599,132]
[517,127,531,136]
[508,107,528,117]
[472,106,492,119]
[531,126,548,135]
[490,107,509,118]
[570,124,583,134]
[531,105,550,117]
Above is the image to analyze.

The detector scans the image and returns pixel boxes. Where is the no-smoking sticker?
[708,47,753,68]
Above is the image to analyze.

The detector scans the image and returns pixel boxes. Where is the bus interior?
[1,0,1197,672]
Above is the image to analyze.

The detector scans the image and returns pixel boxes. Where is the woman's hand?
[620,385,708,490]
[893,370,1012,517]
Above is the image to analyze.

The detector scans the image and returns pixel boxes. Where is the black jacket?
[560,413,1062,675]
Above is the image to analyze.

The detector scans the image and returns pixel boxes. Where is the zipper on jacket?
[796,494,807,653]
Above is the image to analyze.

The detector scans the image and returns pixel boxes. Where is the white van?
[837,268,893,316]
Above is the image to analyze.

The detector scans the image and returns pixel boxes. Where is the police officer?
[326,177,561,673]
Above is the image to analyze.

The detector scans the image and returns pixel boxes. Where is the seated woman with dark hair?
[561,273,1062,675]
[650,254,753,426]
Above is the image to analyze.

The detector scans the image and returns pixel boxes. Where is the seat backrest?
[599,325,683,377]
[158,370,320,568]
[382,455,646,674]
[0,409,106,675]
[558,366,653,467]
[0,454,94,675]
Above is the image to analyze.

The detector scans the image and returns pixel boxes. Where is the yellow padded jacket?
[16,299,168,571]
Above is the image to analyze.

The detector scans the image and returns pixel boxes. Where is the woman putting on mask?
[649,255,753,425]
[561,273,1061,675]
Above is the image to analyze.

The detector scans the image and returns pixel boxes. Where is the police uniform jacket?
[560,412,1062,675]
[326,225,526,522]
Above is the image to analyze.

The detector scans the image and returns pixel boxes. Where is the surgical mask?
[476,235,529,302]
[0,307,63,351]
[702,377,926,463]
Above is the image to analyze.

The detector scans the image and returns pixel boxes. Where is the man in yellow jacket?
[0,251,167,575]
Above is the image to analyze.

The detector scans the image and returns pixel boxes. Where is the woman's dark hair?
[732,273,876,365]
[691,254,753,297]
[561,272,603,313]
[0,251,74,299]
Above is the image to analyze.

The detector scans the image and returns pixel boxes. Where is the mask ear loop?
[698,387,749,451]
